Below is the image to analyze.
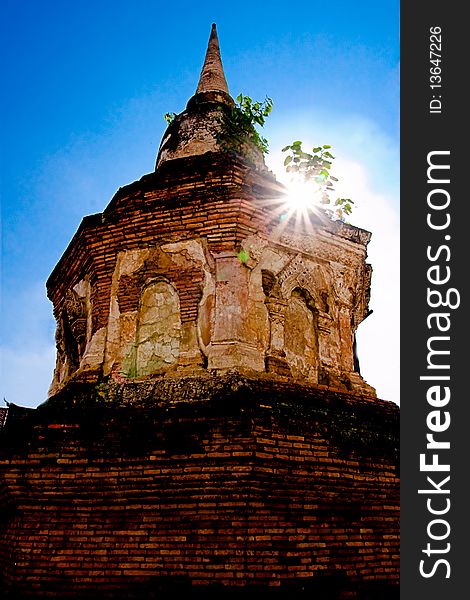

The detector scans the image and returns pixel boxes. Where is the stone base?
[207,341,265,372]
[265,354,292,378]
[1,376,398,598]
[348,372,377,396]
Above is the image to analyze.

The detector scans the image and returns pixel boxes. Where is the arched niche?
[283,288,319,383]
[134,280,182,377]
[55,289,87,379]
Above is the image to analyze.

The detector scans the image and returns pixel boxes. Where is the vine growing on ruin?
[163,112,177,125]
[219,94,273,155]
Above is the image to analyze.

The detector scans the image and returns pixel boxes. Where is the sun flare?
[284,179,322,214]
[269,176,325,236]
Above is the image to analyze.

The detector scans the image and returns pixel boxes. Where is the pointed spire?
[196,23,229,95]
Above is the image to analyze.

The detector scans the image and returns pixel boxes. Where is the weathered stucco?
[135,281,181,376]
[49,224,374,396]
[46,22,374,398]
[49,278,94,395]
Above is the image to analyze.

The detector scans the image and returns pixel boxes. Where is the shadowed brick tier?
[0,24,399,598]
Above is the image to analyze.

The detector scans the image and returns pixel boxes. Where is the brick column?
[208,252,264,372]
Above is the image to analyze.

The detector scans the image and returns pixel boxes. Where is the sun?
[272,176,325,234]
[284,179,323,214]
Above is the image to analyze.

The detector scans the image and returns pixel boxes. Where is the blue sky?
[1,0,399,407]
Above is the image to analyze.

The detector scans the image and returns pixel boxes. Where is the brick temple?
[0,24,399,598]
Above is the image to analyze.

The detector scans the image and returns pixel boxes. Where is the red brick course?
[0,376,399,598]
[46,153,286,335]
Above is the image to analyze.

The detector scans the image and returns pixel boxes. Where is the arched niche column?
[316,311,337,370]
[337,302,355,373]
[207,252,265,372]
[179,319,205,369]
[264,297,290,377]
[56,289,87,380]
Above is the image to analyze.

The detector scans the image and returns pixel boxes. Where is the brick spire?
[196,23,229,95]
[156,24,269,170]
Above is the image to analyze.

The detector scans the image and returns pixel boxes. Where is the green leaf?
[323,144,331,149]
[284,155,293,166]
[163,112,177,124]
[237,249,250,263]
[281,145,291,152]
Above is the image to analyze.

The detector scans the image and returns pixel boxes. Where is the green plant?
[163,112,177,125]
[219,94,273,155]
[282,141,354,220]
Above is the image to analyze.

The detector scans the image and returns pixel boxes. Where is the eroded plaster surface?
[134,281,182,376]
[50,224,374,396]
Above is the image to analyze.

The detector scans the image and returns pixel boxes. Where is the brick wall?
[0,376,399,598]
[46,152,367,337]
[46,153,285,334]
